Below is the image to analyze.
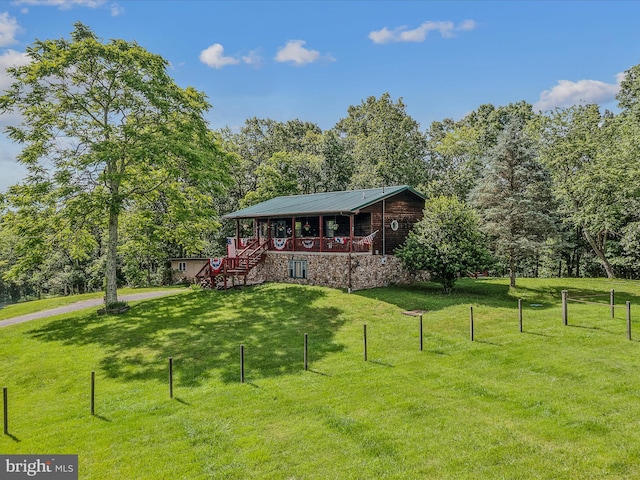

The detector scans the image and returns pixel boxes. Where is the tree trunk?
[105,208,119,305]
[583,229,616,278]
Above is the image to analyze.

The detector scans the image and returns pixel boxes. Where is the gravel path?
[0,290,183,328]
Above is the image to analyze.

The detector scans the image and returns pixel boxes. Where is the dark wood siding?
[360,190,424,254]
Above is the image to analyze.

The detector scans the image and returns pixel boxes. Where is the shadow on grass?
[355,280,517,313]
[4,433,20,442]
[356,279,640,315]
[28,285,345,387]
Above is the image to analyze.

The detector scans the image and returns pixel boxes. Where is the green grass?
[1,278,640,479]
[0,286,183,321]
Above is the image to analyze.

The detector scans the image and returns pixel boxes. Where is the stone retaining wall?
[246,252,428,291]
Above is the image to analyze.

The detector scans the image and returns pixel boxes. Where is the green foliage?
[335,92,427,188]
[240,151,324,207]
[396,196,489,292]
[536,104,622,277]
[471,118,556,286]
[219,118,326,211]
[424,102,537,200]
[0,23,230,303]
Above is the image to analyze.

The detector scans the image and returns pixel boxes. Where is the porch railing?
[246,237,373,253]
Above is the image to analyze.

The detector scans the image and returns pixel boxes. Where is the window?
[178,262,187,272]
[289,260,307,279]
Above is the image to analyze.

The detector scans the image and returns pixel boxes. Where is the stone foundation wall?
[246,252,428,291]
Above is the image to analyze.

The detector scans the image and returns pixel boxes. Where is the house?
[170,258,209,282]
[186,185,428,291]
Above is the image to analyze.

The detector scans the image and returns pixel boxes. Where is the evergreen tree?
[471,118,556,287]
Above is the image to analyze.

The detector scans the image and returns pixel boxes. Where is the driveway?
[0,290,183,328]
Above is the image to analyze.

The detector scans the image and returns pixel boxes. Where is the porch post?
[319,215,324,252]
[292,216,296,251]
[235,220,240,251]
[382,199,386,256]
[349,214,354,253]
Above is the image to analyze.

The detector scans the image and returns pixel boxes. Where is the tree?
[536,104,622,278]
[423,102,537,201]
[613,64,640,276]
[218,118,327,211]
[0,23,228,306]
[240,151,323,206]
[396,196,489,293]
[335,93,427,188]
[424,120,482,200]
[471,118,556,287]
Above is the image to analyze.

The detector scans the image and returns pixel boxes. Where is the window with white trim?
[178,262,187,272]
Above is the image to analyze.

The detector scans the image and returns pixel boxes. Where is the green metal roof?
[224,185,425,219]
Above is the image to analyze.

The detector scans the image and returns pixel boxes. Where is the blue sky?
[1,0,639,192]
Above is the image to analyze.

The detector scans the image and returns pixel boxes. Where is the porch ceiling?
[224,185,424,219]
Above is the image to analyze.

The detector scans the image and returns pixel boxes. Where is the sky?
[1,0,639,193]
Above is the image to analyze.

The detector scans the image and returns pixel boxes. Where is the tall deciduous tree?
[0,23,228,306]
[240,151,324,207]
[218,118,327,211]
[424,102,537,201]
[335,93,427,188]
[536,104,621,278]
[614,64,640,275]
[471,118,556,287]
[396,196,489,293]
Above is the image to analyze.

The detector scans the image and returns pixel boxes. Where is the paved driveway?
[0,290,183,328]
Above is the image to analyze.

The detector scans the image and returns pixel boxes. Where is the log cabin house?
[174,185,427,291]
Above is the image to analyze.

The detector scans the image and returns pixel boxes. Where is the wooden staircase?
[195,238,269,289]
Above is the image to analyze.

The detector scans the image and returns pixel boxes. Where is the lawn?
[1,278,640,479]
[0,286,184,322]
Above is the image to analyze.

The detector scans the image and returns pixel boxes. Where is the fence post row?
[3,297,634,430]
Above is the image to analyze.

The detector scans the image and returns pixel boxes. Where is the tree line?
[0,25,639,303]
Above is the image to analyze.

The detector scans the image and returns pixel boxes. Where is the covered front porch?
[230,213,378,255]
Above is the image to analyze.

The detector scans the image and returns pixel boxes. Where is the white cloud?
[199,43,240,69]
[0,12,22,47]
[109,2,123,16]
[275,40,333,65]
[0,49,30,90]
[458,19,477,32]
[369,19,476,44]
[241,49,263,67]
[534,75,623,111]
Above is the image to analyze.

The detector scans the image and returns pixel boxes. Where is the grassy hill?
[1,278,639,479]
